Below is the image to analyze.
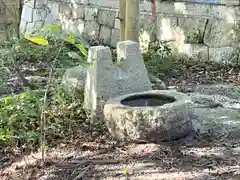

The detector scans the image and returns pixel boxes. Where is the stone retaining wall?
[21,0,240,63]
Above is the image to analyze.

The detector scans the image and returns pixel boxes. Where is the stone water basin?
[104,90,195,142]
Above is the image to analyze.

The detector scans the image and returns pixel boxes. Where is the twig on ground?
[54,159,120,169]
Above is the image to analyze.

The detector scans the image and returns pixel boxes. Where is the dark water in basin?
[121,94,176,107]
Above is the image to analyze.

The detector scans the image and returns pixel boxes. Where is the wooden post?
[119,0,126,41]
[125,0,140,43]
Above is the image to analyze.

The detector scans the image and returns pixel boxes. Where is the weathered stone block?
[85,6,98,21]
[178,17,207,43]
[44,15,54,25]
[231,6,240,21]
[97,9,116,28]
[175,0,216,3]
[21,6,33,23]
[157,1,240,22]
[219,0,239,6]
[194,107,240,138]
[89,0,119,8]
[209,47,235,64]
[52,20,62,27]
[169,42,209,61]
[35,21,44,29]
[139,13,155,43]
[24,0,35,8]
[72,4,85,19]
[157,2,210,18]
[23,21,43,33]
[99,25,111,45]
[32,9,48,22]
[61,19,74,33]
[73,0,89,4]
[204,20,239,47]
[191,84,240,100]
[157,15,178,41]
[140,1,152,12]
[73,19,85,36]
[210,6,240,21]
[59,3,72,20]
[35,0,47,8]
[25,22,35,33]
[83,20,100,40]
[61,65,87,92]
[84,41,152,112]
[46,1,60,23]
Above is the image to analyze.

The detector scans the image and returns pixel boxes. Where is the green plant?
[24,25,90,68]
[0,86,88,149]
[186,28,202,43]
[0,25,90,68]
[0,25,92,152]
[0,90,43,146]
[143,40,176,77]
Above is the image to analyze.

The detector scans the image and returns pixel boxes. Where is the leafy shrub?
[0,87,88,149]
[143,41,176,76]
[0,25,90,69]
[0,25,93,150]
[0,91,43,146]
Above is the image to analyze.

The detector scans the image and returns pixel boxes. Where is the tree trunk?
[125,0,140,43]
[151,0,157,40]
[119,0,126,41]
[0,0,35,90]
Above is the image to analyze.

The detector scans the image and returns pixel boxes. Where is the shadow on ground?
[0,123,240,180]
[1,135,238,180]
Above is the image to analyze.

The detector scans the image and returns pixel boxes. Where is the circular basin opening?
[121,94,176,107]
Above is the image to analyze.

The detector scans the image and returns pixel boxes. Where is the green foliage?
[48,86,87,138]
[0,25,90,69]
[0,87,88,149]
[0,91,43,146]
[0,25,92,150]
[143,41,176,77]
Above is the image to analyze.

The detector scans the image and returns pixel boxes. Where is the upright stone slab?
[84,40,152,113]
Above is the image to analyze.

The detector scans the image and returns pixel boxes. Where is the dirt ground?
[1,61,240,180]
[1,134,240,180]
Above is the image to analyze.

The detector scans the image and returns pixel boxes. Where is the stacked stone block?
[84,40,152,113]
[21,0,240,64]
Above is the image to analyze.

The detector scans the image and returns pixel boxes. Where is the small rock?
[25,76,50,83]
[189,93,220,108]
[193,107,240,138]
[38,175,58,180]
[61,65,87,91]
[222,102,240,110]
[148,73,166,90]
[192,84,240,100]
[167,86,176,90]
[232,147,240,154]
